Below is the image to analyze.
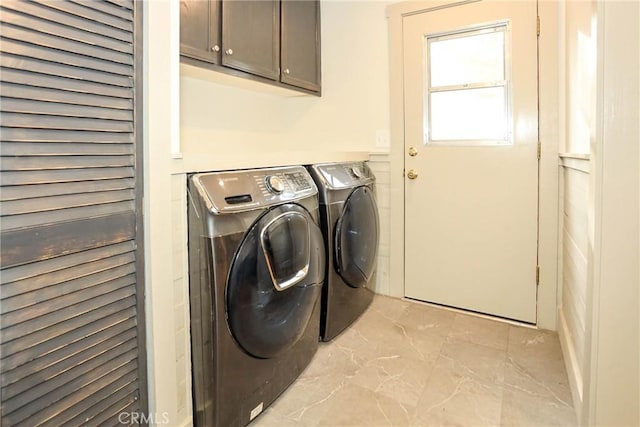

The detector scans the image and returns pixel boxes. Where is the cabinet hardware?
[225,48,233,55]
[212,45,220,52]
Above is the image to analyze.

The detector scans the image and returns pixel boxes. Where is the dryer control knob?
[265,175,285,193]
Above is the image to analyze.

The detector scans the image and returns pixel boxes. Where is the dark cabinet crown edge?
[180,55,321,97]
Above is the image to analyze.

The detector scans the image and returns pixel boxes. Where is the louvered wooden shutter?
[0,0,147,425]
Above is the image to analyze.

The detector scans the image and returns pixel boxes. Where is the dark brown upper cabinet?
[281,0,321,92]
[180,0,221,64]
[222,0,280,80]
[180,0,321,95]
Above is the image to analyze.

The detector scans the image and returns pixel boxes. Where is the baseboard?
[557,307,583,421]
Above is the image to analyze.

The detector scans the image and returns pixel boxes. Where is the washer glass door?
[226,204,323,359]
[335,186,380,288]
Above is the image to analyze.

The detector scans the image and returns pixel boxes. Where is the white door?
[403,0,539,322]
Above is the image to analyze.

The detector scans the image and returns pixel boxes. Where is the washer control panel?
[192,166,317,214]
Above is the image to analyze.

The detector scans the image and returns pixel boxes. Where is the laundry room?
[144,1,638,425]
[0,0,637,426]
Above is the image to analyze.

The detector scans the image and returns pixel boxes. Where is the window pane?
[430,29,505,87]
[430,87,506,141]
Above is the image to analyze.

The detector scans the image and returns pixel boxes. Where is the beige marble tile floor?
[253,295,577,427]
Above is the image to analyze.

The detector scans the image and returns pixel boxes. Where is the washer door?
[226,204,323,359]
[335,186,380,288]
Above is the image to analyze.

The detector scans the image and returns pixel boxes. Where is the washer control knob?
[265,175,285,193]
[351,166,363,179]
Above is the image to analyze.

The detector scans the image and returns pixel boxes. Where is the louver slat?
[1,285,136,346]
[51,378,138,427]
[1,112,133,133]
[1,190,134,216]
[1,318,137,387]
[0,0,132,43]
[70,0,134,22]
[2,261,136,313]
[1,155,134,171]
[1,178,135,201]
[1,306,137,372]
[0,127,133,143]
[1,167,134,186]
[0,242,134,284]
[1,25,133,68]
[1,97,133,121]
[0,1,145,424]
[0,211,135,266]
[6,357,139,426]
[0,53,132,88]
[0,68,132,99]
[104,0,134,12]
[31,0,133,32]
[2,334,137,404]
[0,8,132,55]
[0,82,132,110]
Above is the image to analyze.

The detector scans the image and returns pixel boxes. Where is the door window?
[335,187,379,288]
[426,23,511,145]
[226,204,322,359]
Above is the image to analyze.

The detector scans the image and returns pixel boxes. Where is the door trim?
[386,0,560,329]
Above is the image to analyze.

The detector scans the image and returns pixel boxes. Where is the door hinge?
[536,266,540,286]
[537,15,540,37]
[537,140,541,160]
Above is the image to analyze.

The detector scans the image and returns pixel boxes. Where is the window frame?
[423,21,513,146]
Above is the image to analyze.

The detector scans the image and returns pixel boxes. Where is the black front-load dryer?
[308,161,379,341]
[187,166,325,426]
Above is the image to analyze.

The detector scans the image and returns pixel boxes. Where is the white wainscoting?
[170,173,192,426]
[557,155,590,418]
[369,152,392,296]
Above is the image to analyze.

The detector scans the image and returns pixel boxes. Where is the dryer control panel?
[192,166,318,214]
[310,161,375,190]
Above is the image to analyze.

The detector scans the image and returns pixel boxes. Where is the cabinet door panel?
[180,0,220,63]
[222,0,280,80]
[281,0,321,92]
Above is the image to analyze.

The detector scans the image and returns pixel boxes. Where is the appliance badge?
[250,402,264,421]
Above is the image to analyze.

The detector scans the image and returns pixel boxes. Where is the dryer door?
[335,186,380,288]
[226,203,323,359]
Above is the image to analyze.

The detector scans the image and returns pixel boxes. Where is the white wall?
[557,1,640,425]
[583,0,640,424]
[179,1,393,170]
[556,0,597,418]
[143,1,184,425]
[564,0,596,154]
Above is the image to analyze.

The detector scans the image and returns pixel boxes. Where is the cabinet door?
[222,0,280,80]
[180,0,220,63]
[281,0,321,92]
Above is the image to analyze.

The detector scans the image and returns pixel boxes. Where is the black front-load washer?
[308,161,379,341]
[187,166,325,426]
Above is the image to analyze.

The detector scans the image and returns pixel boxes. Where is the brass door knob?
[407,169,418,180]
[408,146,418,157]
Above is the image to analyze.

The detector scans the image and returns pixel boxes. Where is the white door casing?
[403,0,539,322]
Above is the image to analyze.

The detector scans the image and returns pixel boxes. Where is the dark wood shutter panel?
[0,0,146,425]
